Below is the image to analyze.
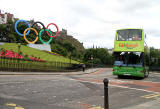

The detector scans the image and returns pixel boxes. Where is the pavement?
[0,68,100,75]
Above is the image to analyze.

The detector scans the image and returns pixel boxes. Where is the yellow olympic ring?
[23,28,39,44]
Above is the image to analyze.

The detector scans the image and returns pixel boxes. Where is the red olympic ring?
[46,23,59,38]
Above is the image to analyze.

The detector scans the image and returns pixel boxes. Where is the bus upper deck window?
[117,29,142,41]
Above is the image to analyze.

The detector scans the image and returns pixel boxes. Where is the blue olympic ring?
[14,20,31,36]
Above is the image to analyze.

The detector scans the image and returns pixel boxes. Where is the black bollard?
[103,78,109,109]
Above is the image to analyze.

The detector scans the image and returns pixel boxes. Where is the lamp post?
[18,43,21,62]
[91,55,93,69]
[18,43,21,54]
[70,52,71,64]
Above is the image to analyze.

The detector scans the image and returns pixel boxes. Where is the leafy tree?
[63,41,75,53]
[51,44,67,56]
[83,48,112,66]
[149,47,160,66]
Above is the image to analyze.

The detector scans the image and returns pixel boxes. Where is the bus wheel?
[145,70,149,78]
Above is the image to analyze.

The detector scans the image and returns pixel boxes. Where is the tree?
[150,47,160,66]
[63,41,75,53]
[51,44,67,56]
[83,48,112,66]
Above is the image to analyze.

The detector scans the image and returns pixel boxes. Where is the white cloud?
[146,35,160,49]
[1,0,160,48]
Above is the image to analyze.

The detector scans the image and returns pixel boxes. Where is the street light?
[17,39,21,62]
[18,43,21,54]
[70,52,72,64]
[91,55,93,69]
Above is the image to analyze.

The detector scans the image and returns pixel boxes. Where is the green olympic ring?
[39,29,53,44]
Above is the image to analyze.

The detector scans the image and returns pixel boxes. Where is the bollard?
[103,78,109,109]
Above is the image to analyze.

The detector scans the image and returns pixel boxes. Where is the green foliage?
[50,40,82,62]
[63,41,75,53]
[83,48,113,65]
[51,43,67,56]
[0,24,8,32]
[149,47,160,66]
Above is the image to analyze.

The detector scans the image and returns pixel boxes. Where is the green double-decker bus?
[113,28,149,78]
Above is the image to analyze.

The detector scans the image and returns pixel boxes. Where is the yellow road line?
[141,93,160,99]
[6,103,17,107]
[15,106,24,109]
[88,106,104,109]
[6,103,24,109]
[156,97,160,100]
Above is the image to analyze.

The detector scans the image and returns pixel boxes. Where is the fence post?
[103,78,109,109]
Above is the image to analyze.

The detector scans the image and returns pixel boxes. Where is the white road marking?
[73,79,159,93]
[109,84,158,93]
[109,79,133,84]
[139,80,160,84]
[0,81,24,85]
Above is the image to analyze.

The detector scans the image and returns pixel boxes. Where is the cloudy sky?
[1,0,160,48]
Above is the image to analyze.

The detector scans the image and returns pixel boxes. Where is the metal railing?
[0,57,81,72]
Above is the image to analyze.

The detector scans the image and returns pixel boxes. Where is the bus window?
[128,52,142,64]
[114,52,143,67]
[117,29,142,41]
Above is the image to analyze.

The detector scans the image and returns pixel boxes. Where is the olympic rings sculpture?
[14,20,59,44]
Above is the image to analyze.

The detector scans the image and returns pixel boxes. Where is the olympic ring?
[15,20,31,36]
[14,20,59,44]
[31,21,45,30]
[24,28,39,44]
[46,23,59,38]
[39,29,53,44]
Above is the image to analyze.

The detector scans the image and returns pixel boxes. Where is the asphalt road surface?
[0,68,160,109]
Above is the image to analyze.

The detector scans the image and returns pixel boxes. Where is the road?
[0,68,160,109]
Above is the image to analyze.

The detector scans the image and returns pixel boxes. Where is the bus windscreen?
[114,52,143,67]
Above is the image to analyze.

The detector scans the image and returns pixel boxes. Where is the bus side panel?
[113,66,145,77]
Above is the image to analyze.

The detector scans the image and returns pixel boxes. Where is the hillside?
[56,29,85,52]
[0,43,80,64]
[0,19,85,61]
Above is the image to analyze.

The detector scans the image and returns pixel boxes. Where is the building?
[0,9,14,24]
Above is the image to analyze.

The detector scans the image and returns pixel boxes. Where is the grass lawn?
[0,43,80,64]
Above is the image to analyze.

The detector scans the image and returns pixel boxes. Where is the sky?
[1,0,160,48]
